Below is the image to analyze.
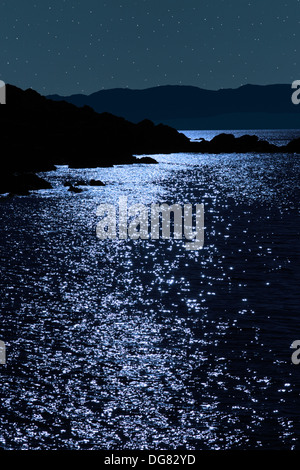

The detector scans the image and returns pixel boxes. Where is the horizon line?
[4,81,292,99]
[44,82,291,98]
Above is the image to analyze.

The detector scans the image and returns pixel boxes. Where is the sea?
[0,129,300,450]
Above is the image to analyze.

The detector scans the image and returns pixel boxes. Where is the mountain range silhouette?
[47,84,300,129]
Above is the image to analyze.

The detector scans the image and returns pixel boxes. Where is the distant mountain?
[47,84,300,130]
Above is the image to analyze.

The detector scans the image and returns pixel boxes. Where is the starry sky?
[0,0,299,95]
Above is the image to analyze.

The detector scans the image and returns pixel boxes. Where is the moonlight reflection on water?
[0,130,300,450]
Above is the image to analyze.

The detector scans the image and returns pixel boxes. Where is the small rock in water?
[137,156,158,164]
[68,184,83,193]
[89,179,105,186]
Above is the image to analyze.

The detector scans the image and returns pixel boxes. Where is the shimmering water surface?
[0,130,300,450]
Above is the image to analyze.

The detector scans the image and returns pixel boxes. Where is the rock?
[0,172,52,195]
[89,179,105,186]
[191,132,279,154]
[68,184,83,193]
[283,137,300,153]
[135,156,158,164]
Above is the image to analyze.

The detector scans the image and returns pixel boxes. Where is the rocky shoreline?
[1,84,300,196]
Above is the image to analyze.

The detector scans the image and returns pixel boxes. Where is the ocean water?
[0,129,300,450]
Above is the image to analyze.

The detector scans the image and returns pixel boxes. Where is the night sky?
[0,0,299,95]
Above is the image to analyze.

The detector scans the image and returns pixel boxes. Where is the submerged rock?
[63,179,87,187]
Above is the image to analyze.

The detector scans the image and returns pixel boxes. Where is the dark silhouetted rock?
[0,172,52,196]
[1,84,191,172]
[283,137,300,153]
[191,132,280,154]
[68,184,83,193]
[89,179,106,186]
[136,156,158,164]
